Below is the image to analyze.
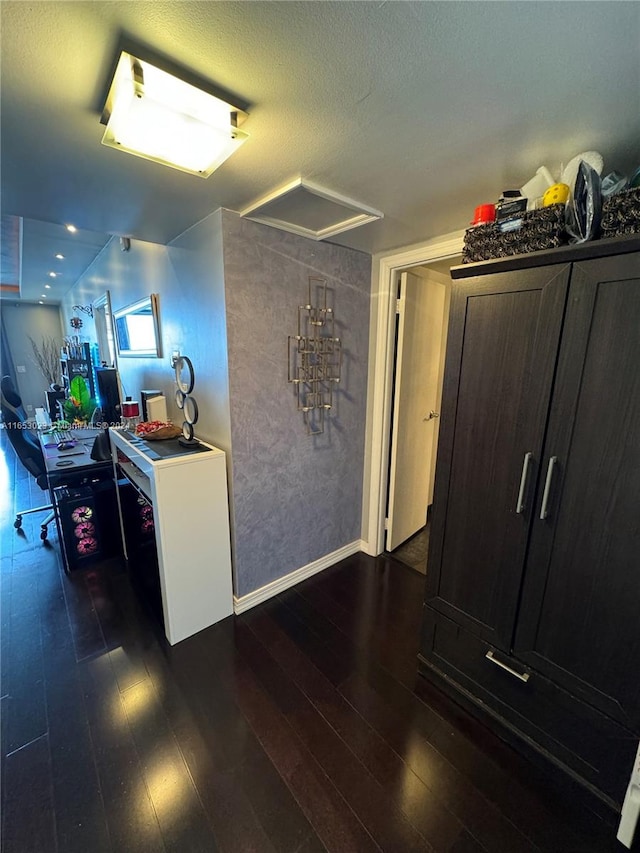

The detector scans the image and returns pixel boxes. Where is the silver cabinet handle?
[539,456,558,520]
[423,410,440,421]
[485,650,530,683]
[515,452,532,514]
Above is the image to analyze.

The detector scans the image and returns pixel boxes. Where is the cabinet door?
[515,252,640,731]
[425,265,570,650]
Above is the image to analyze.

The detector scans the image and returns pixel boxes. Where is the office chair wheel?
[40,527,48,541]
[14,515,23,529]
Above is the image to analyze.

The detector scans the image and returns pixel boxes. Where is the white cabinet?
[110,429,233,644]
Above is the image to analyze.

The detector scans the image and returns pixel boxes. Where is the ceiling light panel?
[101,52,248,178]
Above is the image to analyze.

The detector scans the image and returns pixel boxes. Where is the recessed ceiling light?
[41,294,47,298]
[66,224,77,233]
[55,253,64,260]
[49,272,57,278]
[45,284,51,289]
[38,300,44,305]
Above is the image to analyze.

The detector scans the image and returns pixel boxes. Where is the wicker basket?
[600,187,640,238]
[462,203,567,263]
[135,423,182,440]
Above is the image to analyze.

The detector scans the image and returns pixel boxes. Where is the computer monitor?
[95,368,122,427]
[140,389,162,421]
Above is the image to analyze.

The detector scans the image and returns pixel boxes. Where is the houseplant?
[62,375,97,424]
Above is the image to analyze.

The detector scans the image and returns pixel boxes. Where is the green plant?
[62,376,97,423]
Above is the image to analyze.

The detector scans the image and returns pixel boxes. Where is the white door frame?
[361,229,465,556]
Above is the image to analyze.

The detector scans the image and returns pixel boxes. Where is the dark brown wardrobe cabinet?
[419,236,640,811]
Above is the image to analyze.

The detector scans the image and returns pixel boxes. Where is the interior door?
[386,270,447,552]
[425,264,570,650]
[514,252,640,732]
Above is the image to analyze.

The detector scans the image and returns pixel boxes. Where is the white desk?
[109,429,233,644]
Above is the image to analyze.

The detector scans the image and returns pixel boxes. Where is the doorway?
[361,232,464,564]
[385,264,451,573]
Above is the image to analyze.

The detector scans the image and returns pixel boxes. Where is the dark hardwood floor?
[0,433,628,852]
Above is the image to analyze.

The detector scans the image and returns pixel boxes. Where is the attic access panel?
[240,178,383,240]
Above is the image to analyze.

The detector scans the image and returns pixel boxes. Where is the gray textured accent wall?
[221,211,371,597]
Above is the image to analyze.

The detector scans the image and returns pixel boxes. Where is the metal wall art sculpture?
[288,276,342,435]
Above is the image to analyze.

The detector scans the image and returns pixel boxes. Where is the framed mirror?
[113,294,162,357]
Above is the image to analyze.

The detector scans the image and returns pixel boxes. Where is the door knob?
[423,410,440,421]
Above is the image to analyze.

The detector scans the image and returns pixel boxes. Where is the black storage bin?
[600,187,640,238]
[462,203,567,263]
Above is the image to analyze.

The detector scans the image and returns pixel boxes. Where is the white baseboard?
[233,540,364,614]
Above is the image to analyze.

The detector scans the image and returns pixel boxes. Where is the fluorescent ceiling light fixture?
[240,178,383,240]
[101,51,248,178]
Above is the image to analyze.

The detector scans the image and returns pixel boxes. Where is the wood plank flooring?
[0,433,627,853]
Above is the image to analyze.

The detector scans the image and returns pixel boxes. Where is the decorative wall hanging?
[72,304,94,318]
[288,276,342,435]
[174,355,200,448]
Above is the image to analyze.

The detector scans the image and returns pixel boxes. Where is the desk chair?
[0,375,54,541]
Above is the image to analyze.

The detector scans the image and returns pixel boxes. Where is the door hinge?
[396,298,403,314]
[384,517,390,530]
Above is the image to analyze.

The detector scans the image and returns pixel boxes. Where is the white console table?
[109,429,233,644]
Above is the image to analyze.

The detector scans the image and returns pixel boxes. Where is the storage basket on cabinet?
[462,203,567,263]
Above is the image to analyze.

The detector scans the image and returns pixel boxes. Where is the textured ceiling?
[1,1,639,302]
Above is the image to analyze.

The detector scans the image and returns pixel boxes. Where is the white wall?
[61,217,232,453]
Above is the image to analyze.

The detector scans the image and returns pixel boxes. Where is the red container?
[121,400,140,418]
[471,203,496,226]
